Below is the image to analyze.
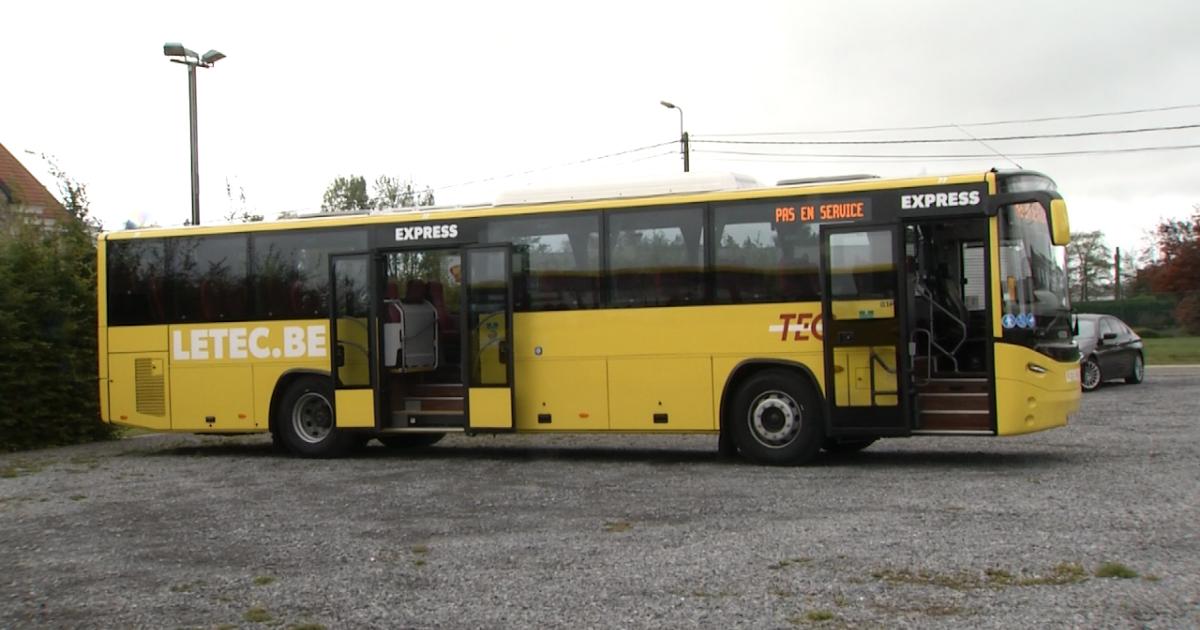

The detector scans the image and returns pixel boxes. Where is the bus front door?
[329,253,376,429]
[820,225,909,436]
[463,245,515,430]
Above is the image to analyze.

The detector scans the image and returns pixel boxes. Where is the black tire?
[1081,356,1102,392]
[728,369,824,465]
[377,433,445,449]
[823,438,877,454]
[1125,353,1145,384]
[275,376,355,458]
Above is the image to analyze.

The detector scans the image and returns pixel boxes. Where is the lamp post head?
[200,50,226,65]
[660,100,677,110]
[163,42,196,59]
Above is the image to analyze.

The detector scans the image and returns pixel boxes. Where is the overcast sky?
[3,0,1199,254]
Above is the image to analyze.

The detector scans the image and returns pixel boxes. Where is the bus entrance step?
[918,410,992,431]
[404,396,464,412]
[915,378,988,395]
[917,392,989,412]
[410,383,466,398]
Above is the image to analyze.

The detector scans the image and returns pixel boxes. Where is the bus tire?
[377,433,445,449]
[729,369,823,465]
[1125,354,1144,384]
[823,438,877,454]
[276,376,353,458]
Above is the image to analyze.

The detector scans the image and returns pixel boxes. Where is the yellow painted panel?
[515,359,608,430]
[834,346,896,407]
[335,389,375,428]
[994,343,1080,435]
[469,388,513,429]
[107,352,171,430]
[830,299,895,321]
[476,312,507,386]
[109,325,169,353]
[608,357,714,431]
[335,318,370,387]
[1050,199,1070,246]
[170,365,255,431]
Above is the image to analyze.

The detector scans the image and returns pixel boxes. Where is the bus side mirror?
[1050,199,1070,246]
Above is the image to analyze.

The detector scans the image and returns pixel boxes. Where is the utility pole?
[1114,247,1122,300]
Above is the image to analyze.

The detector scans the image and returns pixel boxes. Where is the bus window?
[486,213,600,311]
[106,238,168,325]
[828,229,895,308]
[169,235,248,322]
[608,206,705,307]
[252,230,367,320]
[713,201,820,303]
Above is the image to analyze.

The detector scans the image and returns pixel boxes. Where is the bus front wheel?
[729,369,823,465]
[276,377,354,458]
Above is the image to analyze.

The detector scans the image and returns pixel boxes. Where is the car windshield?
[997,201,1073,352]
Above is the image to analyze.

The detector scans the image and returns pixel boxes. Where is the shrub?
[0,217,113,451]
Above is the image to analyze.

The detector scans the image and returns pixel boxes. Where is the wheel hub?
[748,390,801,448]
[292,392,333,444]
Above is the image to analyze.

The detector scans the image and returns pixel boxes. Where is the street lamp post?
[163,42,225,226]
[660,100,690,173]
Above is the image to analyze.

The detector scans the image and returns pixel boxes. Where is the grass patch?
[1142,336,1200,365]
[252,575,275,586]
[289,624,327,630]
[873,562,1088,591]
[413,559,426,567]
[1143,574,1161,582]
[243,607,272,623]
[69,495,87,501]
[169,581,201,593]
[603,520,632,533]
[1095,562,1139,579]
[769,557,813,570]
[806,610,834,622]
[411,544,429,555]
[0,461,46,478]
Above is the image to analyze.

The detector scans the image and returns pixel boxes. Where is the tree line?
[1067,206,1200,333]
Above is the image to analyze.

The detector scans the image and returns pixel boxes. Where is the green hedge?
[0,218,112,451]
[1074,295,1179,329]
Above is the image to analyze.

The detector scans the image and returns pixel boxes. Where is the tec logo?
[769,312,824,341]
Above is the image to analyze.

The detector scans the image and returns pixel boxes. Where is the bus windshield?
[997,202,1073,352]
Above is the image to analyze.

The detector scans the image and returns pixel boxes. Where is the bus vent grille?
[134,358,166,416]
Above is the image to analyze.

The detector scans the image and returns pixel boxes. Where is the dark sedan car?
[1074,313,1145,392]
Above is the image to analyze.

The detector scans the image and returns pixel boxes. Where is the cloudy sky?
[3,0,1198,253]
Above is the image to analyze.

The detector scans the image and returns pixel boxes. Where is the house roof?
[0,142,70,224]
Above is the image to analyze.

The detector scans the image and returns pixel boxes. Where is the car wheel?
[1125,354,1145,384]
[729,369,823,465]
[1081,356,1102,392]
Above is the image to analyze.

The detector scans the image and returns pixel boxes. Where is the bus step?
[915,378,988,395]
[917,392,989,411]
[404,396,464,412]
[918,410,992,431]
[411,383,466,398]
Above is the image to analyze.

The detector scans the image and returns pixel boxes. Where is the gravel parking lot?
[2,367,1198,629]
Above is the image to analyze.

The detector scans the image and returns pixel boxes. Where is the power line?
[692,123,1200,146]
[699,103,1200,137]
[432,140,675,192]
[694,142,1200,161]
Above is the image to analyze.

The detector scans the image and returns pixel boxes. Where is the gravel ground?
[1,367,1198,629]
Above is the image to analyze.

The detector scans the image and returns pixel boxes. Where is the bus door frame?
[819,223,912,437]
[461,243,517,431]
[328,252,378,428]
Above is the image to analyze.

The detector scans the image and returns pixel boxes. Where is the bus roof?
[104,169,1023,241]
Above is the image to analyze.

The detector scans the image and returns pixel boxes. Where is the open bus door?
[462,244,515,430]
[329,253,376,429]
[820,225,910,437]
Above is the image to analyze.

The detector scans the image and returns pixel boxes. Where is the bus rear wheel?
[729,369,823,465]
[276,376,354,458]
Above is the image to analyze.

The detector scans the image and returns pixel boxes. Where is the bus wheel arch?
[720,361,826,465]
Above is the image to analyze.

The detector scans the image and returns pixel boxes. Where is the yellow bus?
[98,169,1080,464]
